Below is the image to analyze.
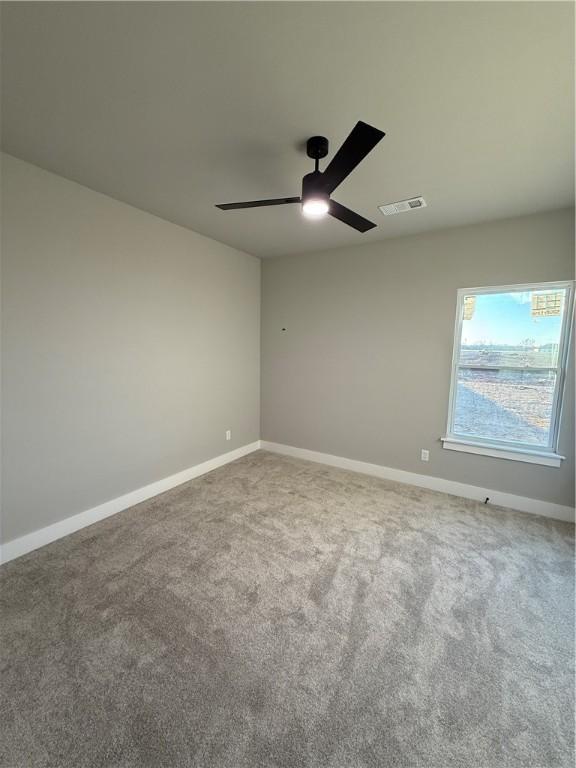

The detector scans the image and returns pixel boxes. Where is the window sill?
[441,437,565,467]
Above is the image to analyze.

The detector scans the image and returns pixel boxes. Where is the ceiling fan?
[215,120,385,233]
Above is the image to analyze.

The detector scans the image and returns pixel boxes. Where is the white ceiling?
[2,2,574,258]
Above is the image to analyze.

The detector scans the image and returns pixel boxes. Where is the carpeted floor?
[1,450,574,768]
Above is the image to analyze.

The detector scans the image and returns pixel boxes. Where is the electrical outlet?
[225,430,231,441]
[421,449,429,462]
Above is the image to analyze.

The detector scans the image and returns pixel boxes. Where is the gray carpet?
[1,450,574,768]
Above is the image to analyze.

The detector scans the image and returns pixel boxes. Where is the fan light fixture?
[302,198,330,218]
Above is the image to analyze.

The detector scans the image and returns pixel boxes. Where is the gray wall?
[262,209,575,508]
[1,154,261,543]
[2,154,573,547]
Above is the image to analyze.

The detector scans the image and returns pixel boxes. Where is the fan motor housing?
[302,170,328,202]
[306,136,329,160]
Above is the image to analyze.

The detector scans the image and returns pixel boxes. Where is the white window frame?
[442,280,574,467]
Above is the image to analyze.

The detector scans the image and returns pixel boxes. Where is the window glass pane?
[452,286,568,448]
[454,368,557,446]
[459,289,566,369]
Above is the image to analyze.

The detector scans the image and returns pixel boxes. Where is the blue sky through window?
[461,290,564,347]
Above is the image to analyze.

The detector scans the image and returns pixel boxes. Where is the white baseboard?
[0,441,261,565]
[3,437,572,565]
[261,441,575,523]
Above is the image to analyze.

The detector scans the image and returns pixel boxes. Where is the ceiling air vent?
[378,197,427,215]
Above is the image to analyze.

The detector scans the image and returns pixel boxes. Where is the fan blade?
[216,197,300,210]
[329,200,377,233]
[321,121,385,194]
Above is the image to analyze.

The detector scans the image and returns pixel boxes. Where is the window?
[443,281,574,466]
